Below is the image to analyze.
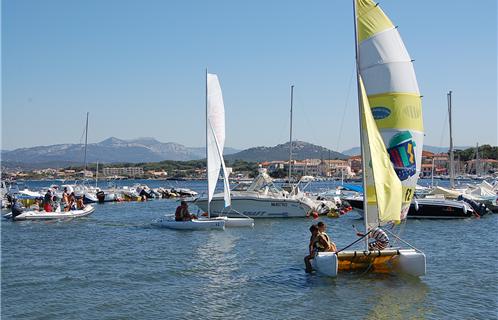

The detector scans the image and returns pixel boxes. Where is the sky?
[2,0,497,152]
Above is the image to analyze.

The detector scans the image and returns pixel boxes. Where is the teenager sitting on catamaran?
[175,201,196,221]
[304,224,320,273]
[317,222,337,252]
[304,223,337,273]
[357,227,390,250]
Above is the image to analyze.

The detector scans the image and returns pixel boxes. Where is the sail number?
[404,188,414,202]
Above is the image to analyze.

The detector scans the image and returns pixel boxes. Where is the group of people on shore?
[304,222,390,273]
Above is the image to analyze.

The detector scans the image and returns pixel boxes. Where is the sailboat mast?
[205,68,210,218]
[288,85,294,184]
[447,91,455,188]
[352,0,369,250]
[431,157,435,187]
[83,112,89,177]
[476,143,480,176]
[95,161,99,188]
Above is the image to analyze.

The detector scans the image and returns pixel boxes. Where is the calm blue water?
[2,180,497,319]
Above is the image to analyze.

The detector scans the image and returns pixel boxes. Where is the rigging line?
[78,122,86,145]
[293,92,321,147]
[384,228,422,253]
[336,229,373,253]
[335,63,356,153]
[438,105,449,149]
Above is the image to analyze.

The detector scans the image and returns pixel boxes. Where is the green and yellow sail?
[356,0,424,225]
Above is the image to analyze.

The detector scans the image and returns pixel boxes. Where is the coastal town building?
[103,167,144,177]
[262,159,353,178]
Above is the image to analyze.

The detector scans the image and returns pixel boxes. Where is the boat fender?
[414,200,419,211]
[462,205,467,214]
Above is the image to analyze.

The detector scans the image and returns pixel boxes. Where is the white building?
[103,167,144,177]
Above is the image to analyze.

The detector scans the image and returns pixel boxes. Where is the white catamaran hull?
[153,217,225,230]
[311,249,426,277]
[211,216,254,228]
[193,197,312,218]
[10,205,95,221]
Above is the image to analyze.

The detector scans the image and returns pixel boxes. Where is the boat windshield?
[247,170,283,195]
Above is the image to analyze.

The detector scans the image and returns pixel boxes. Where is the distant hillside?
[341,147,361,156]
[225,141,347,162]
[1,137,240,169]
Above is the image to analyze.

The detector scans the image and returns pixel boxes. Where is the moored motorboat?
[5,205,95,221]
[347,196,478,219]
[191,169,320,218]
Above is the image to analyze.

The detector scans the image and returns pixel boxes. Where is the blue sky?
[2,0,497,151]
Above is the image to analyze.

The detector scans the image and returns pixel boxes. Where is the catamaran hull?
[192,197,312,218]
[311,249,426,277]
[152,218,225,230]
[211,216,254,228]
[9,205,95,221]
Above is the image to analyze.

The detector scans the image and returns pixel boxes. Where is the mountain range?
[1,138,346,169]
[1,137,240,169]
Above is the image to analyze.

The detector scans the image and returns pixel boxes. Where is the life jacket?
[175,206,189,221]
[314,232,331,252]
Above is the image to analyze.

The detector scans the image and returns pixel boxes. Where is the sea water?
[2,180,497,319]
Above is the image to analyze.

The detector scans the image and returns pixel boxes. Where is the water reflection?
[364,276,430,320]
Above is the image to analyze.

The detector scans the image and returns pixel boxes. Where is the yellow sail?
[360,76,402,224]
[356,0,424,221]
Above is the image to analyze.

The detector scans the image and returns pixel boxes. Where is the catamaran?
[154,71,253,230]
[312,0,426,277]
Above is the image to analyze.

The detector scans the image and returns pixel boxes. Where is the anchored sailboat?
[312,0,426,277]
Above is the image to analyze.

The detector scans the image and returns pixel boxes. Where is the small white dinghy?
[6,205,95,221]
[153,216,225,231]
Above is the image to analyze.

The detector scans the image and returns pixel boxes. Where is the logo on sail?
[371,106,391,120]
[387,131,417,181]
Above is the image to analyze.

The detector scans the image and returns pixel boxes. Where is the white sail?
[207,73,231,208]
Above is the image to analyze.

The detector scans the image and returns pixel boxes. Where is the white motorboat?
[191,169,318,218]
[6,205,95,221]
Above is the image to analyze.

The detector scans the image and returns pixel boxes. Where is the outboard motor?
[458,195,488,217]
[96,191,106,203]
